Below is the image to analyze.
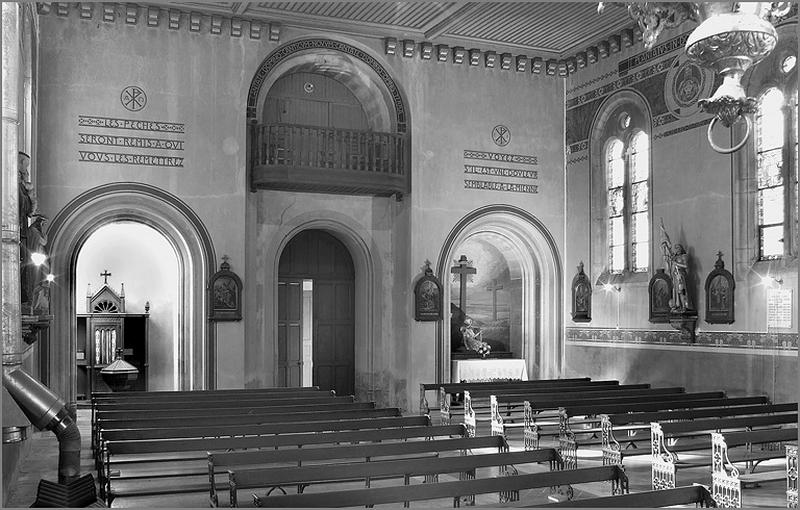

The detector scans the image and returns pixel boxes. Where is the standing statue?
[659,219,693,313]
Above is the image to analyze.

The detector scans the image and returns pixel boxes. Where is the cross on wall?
[486,279,504,321]
[450,255,476,313]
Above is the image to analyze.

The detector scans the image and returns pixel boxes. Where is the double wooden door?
[277,230,355,395]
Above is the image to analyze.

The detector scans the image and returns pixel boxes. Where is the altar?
[450,358,528,382]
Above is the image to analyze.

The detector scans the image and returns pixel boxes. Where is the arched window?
[604,121,650,274]
[753,54,798,260]
[590,90,652,282]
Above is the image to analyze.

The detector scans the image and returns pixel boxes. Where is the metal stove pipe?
[2,369,81,484]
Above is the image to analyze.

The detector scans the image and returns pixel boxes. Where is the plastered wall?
[563,19,798,400]
[37,10,565,409]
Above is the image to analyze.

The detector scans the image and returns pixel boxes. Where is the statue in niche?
[659,219,693,313]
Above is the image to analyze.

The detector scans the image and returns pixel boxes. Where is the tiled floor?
[4,410,789,508]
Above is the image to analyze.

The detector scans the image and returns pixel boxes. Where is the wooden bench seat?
[104,429,497,505]
[247,465,629,507]
[227,448,564,507]
[651,413,798,490]
[527,484,717,507]
[711,429,798,508]
[586,402,797,469]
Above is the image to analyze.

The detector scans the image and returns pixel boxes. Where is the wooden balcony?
[250,123,409,197]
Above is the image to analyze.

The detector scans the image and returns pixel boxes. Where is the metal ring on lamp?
[706,115,751,154]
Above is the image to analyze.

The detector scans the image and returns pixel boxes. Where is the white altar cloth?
[450,359,528,382]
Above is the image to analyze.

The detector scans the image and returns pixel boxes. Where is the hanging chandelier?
[599,2,793,153]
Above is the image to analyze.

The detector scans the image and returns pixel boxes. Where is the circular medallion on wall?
[491,125,511,147]
[303,82,315,94]
[664,57,714,118]
[120,86,147,112]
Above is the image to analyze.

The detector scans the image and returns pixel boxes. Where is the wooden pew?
[93,399,375,454]
[104,423,472,505]
[90,389,342,450]
[428,377,598,417]
[91,386,324,400]
[226,448,564,507]
[459,386,690,435]
[600,402,796,468]
[439,380,623,425]
[788,444,798,508]
[529,484,717,507]
[711,429,798,508]
[246,465,629,508]
[651,413,798,490]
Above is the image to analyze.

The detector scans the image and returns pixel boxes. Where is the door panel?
[277,280,303,387]
[314,280,354,395]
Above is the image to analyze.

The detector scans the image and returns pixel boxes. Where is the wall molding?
[566,327,798,353]
[37,2,281,41]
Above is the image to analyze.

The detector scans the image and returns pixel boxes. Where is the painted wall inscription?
[77,114,185,167]
[463,150,538,194]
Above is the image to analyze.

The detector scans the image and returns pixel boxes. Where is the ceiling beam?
[423,2,481,41]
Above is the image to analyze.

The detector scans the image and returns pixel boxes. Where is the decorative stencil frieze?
[247,38,406,134]
[567,56,676,110]
[566,70,619,95]
[566,327,798,351]
[653,117,712,140]
[566,155,589,166]
[617,32,690,77]
[566,140,589,155]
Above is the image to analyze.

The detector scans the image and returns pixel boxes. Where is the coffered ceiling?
[153,2,637,56]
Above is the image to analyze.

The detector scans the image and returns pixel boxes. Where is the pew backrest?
[531,484,717,508]
[225,448,563,507]
[249,465,629,508]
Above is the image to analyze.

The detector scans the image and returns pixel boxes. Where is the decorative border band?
[566,327,798,351]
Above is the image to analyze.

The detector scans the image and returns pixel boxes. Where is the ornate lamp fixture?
[600,2,793,153]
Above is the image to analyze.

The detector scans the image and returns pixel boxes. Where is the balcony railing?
[250,123,408,196]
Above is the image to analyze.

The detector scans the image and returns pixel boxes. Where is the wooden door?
[278,229,355,395]
[313,280,354,395]
[277,279,303,387]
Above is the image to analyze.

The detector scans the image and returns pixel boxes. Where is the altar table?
[450,359,528,382]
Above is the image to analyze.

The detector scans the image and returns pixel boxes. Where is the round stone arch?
[435,205,564,382]
[46,182,216,404]
[247,37,409,133]
[265,213,382,401]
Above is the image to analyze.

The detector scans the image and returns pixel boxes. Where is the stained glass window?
[606,139,625,273]
[605,129,650,274]
[629,131,649,272]
[756,87,786,259]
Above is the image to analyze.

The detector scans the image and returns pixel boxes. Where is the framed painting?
[414,261,442,321]
[705,252,735,324]
[209,256,242,321]
[649,268,673,323]
[571,261,592,322]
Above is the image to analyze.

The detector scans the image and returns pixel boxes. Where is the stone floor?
[4,410,790,508]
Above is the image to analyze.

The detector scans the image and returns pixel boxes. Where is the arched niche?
[46,183,215,404]
[435,205,563,382]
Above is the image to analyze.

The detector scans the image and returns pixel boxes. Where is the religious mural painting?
[208,255,242,321]
[449,234,521,359]
[414,261,443,321]
[704,252,735,324]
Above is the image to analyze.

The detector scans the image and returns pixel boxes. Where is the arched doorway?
[278,229,355,395]
[47,183,215,404]
[75,222,180,393]
[436,205,563,383]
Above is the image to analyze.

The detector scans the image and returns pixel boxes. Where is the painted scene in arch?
[450,233,523,357]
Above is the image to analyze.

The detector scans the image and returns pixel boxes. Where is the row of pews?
[89,378,796,508]
[421,378,798,508]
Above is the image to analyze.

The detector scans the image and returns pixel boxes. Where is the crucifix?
[486,279,504,320]
[450,255,476,313]
[100,270,111,284]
